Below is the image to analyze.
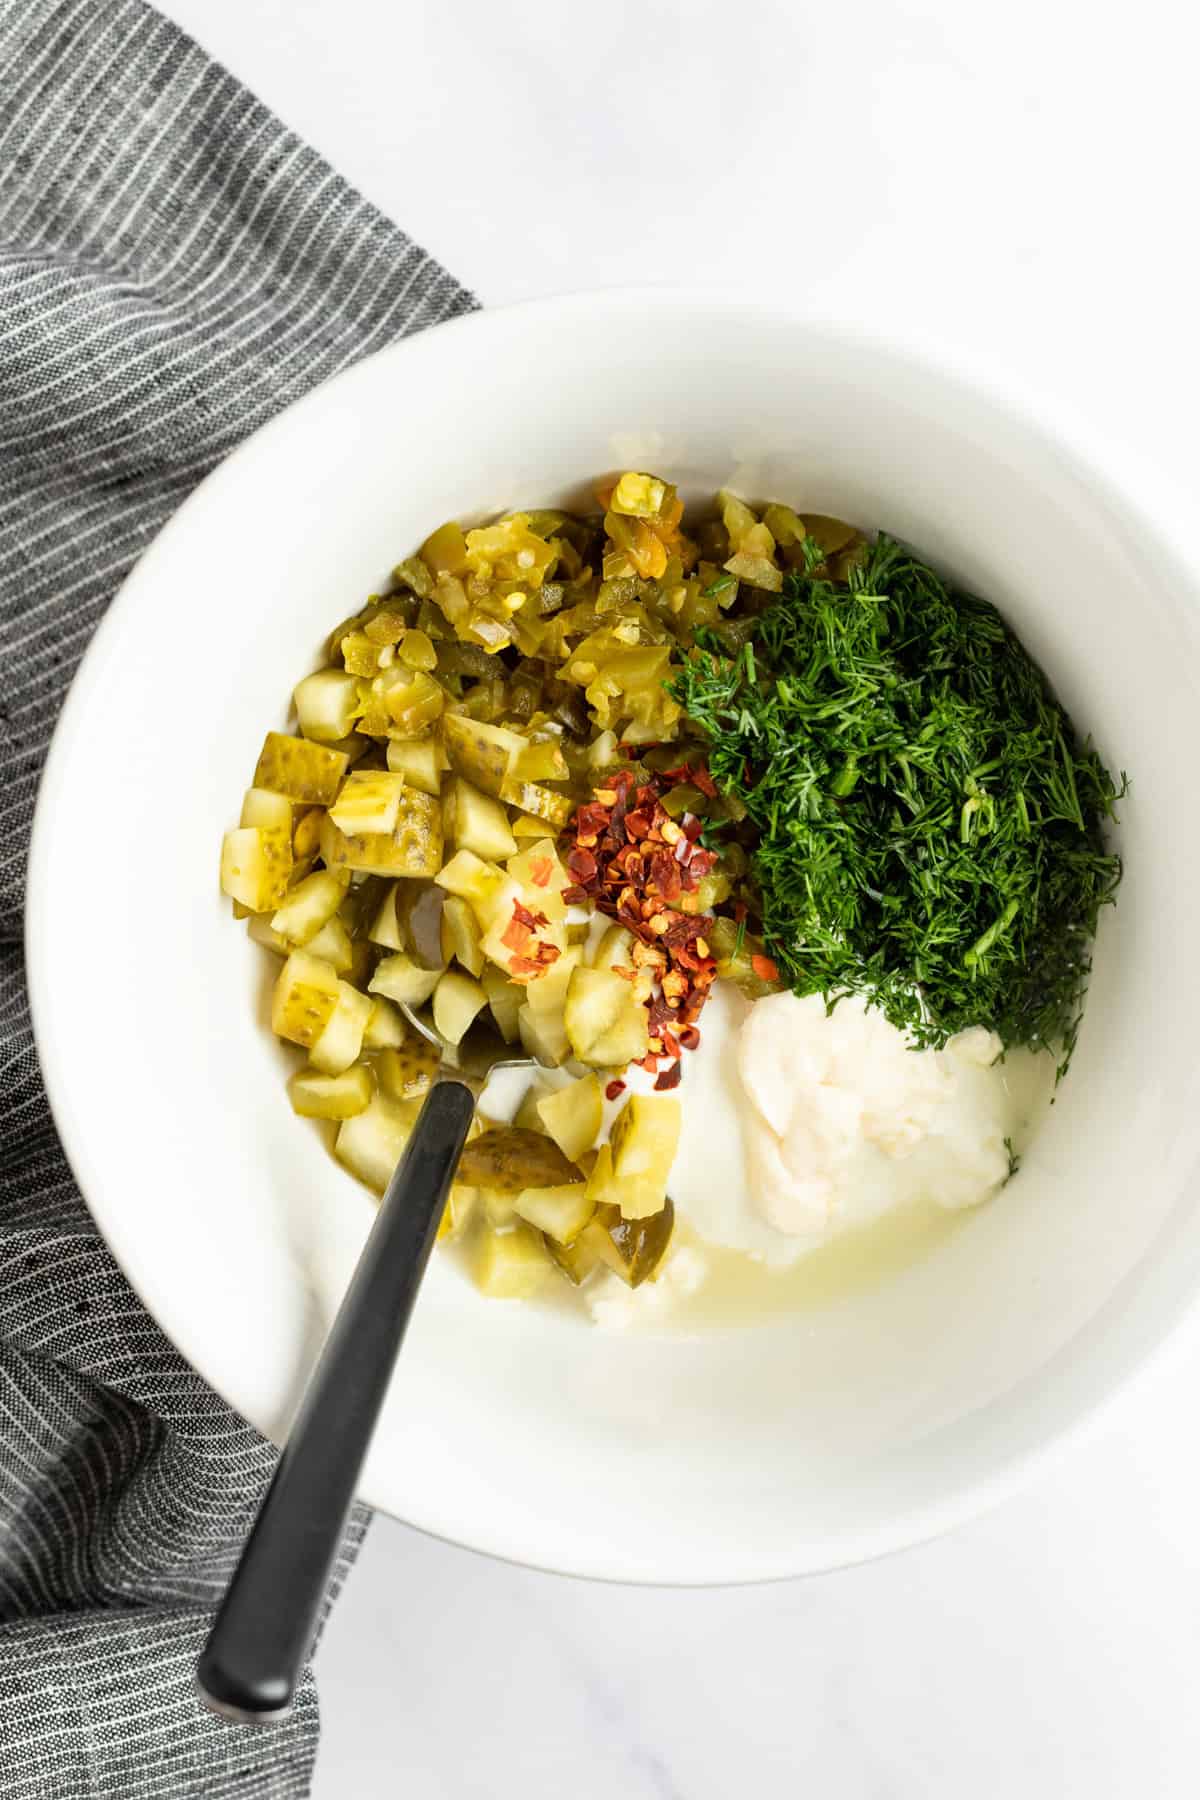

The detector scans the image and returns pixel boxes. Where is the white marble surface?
[156,0,1200,1791]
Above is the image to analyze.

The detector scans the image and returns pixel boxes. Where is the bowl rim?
[25,285,1200,1584]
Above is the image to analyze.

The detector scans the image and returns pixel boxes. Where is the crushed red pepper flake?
[605,1079,626,1100]
[562,760,729,1084]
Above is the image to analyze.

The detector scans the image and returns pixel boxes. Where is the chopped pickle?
[511,811,554,839]
[335,1090,422,1193]
[536,1073,603,1164]
[302,914,354,974]
[246,913,288,955]
[518,1002,570,1067]
[471,1222,551,1299]
[362,996,406,1050]
[449,777,517,861]
[226,473,885,1308]
[271,950,340,1048]
[441,713,524,796]
[220,825,291,913]
[482,1188,519,1229]
[385,735,445,795]
[482,964,523,1041]
[563,965,649,1067]
[437,1183,477,1242]
[724,549,783,592]
[240,785,293,839]
[420,520,471,579]
[375,1038,441,1102]
[293,668,359,742]
[289,1061,373,1121]
[292,806,326,859]
[319,789,442,879]
[368,953,442,1008]
[798,512,859,556]
[514,1184,596,1245]
[328,770,406,837]
[434,849,512,921]
[382,669,445,736]
[432,969,487,1046]
[308,979,372,1075]
[610,472,667,518]
[608,1094,680,1218]
[456,1127,583,1194]
[512,1076,554,1133]
[254,731,348,805]
[581,1198,675,1288]
[511,738,569,783]
[394,881,446,969]
[505,838,570,920]
[270,868,350,946]
[442,894,485,977]
[546,1228,605,1286]
[368,882,404,951]
[497,777,573,828]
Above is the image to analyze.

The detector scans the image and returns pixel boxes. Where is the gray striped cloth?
[0,0,476,1792]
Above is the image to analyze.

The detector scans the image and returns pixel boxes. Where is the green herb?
[668,534,1126,1067]
[702,573,737,601]
[1003,1137,1021,1183]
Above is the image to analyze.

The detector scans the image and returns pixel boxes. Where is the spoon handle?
[195,1079,475,1723]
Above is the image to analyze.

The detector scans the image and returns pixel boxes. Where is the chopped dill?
[669,534,1126,1066]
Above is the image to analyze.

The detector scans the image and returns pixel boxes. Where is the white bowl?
[27,291,1200,1583]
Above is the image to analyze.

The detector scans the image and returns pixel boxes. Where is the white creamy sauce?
[669,981,1043,1270]
[477,970,1051,1329]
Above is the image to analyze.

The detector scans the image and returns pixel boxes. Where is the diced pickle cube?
[420,520,471,579]
[293,668,360,742]
[375,1039,441,1101]
[442,894,485,977]
[497,777,572,829]
[385,736,446,795]
[449,777,517,861]
[270,868,350,947]
[580,1198,675,1288]
[471,1223,552,1298]
[335,1091,422,1193]
[505,838,571,921]
[394,882,447,969]
[362,996,406,1050]
[610,472,667,518]
[368,953,442,1008]
[431,969,487,1047]
[563,965,649,1067]
[329,770,406,837]
[456,1127,583,1194]
[608,1094,680,1218]
[514,1184,596,1245]
[302,915,354,974]
[271,950,340,1048]
[220,826,291,913]
[308,980,372,1075]
[441,713,524,797]
[288,1062,373,1121]
[254,731,348,805]
[383,669,444,737]
[536,1074,603,1164]
[319,788,442,879]
[517,1003,570,1068]
[482,965,523,1041]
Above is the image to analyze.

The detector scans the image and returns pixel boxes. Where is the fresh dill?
[668,534,1126,1065]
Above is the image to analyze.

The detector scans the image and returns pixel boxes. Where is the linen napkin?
[0,1,476,1793]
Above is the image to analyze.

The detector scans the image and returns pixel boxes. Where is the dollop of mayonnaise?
[659,980,1032,1270]
[737,991,1011,1245]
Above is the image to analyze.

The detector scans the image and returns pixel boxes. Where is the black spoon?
[195,1078,475,1723]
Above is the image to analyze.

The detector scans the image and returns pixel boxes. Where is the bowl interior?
[29,294,1200,1580]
